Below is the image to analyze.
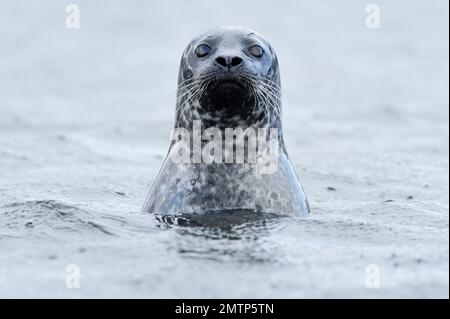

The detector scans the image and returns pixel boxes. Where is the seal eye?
[195,44,211,58]
[249,45,264,58]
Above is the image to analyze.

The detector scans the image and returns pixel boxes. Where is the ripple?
[0,200,114,241]
[155,210,289,264]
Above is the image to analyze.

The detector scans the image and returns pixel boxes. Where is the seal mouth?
[208,78,248,93]
[200,77,254,114]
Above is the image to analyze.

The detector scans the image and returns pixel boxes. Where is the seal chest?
[143,26,310,216]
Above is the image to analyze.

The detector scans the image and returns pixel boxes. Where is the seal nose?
[215,55,243,70]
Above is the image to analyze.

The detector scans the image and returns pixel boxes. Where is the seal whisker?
[176,73,218,101]
[248,82,260,114]
[177,81,201,98]
[164,77,208,111]
[258,82,282,99]
[253,81,281,102]
[242,72,282,101]
[242,72,282,94]
[177,81,200,93]
[244,75,282,124]
[178,73,216,87]
[252,82,273,125]
[249,73,282,90]
[178,78,212,120]
[176,86,201,113]
[177,85,204,116]
[257,86,282,121]
[253,86,281,123]
[257,83,282,107]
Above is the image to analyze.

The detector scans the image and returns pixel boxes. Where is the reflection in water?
[155,210,289,264]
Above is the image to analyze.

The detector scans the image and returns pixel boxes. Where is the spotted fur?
[143,26,310,217]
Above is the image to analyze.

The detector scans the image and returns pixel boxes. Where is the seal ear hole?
[184,66,193,79]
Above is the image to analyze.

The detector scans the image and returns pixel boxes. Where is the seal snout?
[215,55,244,71]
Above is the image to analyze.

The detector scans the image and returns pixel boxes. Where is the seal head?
[176,26,281,131]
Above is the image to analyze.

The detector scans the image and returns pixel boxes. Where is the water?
[0,0,448,298]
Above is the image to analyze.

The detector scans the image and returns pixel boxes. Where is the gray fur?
[143,26,310,216]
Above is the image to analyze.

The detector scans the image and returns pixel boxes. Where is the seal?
[143,26,310,216]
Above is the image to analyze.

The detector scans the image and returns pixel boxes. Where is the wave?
[0,200,157,242]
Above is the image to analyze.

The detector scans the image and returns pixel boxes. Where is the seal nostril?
[216,56,243,68]
[216,57,227,67]
[231,57,243,67]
